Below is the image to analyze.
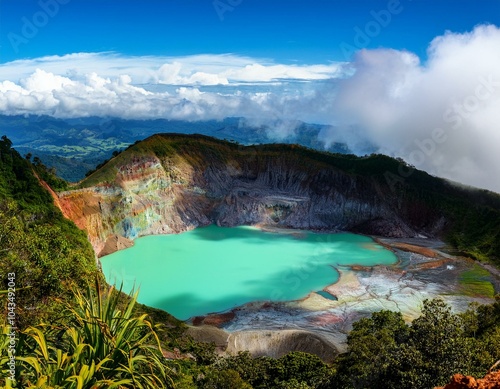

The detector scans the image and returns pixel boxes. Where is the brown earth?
[192,311,236,327]
[98,234,134,257]
[350,265,374,271]
[411,258,451,270]
[437,370,500,389]
[378,240,441,258]
[376,239,453,270]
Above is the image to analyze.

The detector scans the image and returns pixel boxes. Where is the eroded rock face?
[183,326,339,363]
[185,326,230,352]
[226,330,339,363]
[59,148,445,257]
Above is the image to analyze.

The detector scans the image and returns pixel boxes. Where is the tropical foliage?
[324,298,500,389]
[1,282,174,388]
[0,136,99,327]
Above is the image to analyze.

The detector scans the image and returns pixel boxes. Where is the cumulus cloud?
[326,24,500,193]
[0,51,346,125]
[0,67,316,121]
[0,52,345,86]
[0,52,344,124]
[0,25,500,193]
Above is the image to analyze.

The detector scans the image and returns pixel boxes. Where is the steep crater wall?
[58,138,447,257]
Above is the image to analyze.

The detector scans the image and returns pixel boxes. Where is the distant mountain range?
[0,115,353,182]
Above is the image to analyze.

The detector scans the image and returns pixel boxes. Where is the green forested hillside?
[1,114,350,182]
[0,135,99,327]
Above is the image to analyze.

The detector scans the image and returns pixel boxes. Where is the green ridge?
[81,133,500,265]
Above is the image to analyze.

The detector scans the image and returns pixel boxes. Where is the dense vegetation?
[1,283,174,388]
[5,289,500,388]
[329,298,500,388]
[0,136,99,327]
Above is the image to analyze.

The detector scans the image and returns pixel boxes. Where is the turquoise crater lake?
[100,226,397,320]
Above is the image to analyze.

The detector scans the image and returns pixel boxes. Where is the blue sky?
[1,0,500,63]
[1,0,500,192]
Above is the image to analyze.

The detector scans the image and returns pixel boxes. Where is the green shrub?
[1,282,174,388]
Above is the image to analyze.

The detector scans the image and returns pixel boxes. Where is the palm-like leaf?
[1,281,174,388]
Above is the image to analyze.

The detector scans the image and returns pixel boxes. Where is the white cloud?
[0,67,316,122]
[325,24,500,193]
[157,62,230,85]
[0,52,343,123]
[0,52,345,86]
[0,52,344,126]
[21,68,76,92]
[222,63,341,83]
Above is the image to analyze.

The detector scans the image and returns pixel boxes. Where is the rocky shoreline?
[187,237,499,361]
